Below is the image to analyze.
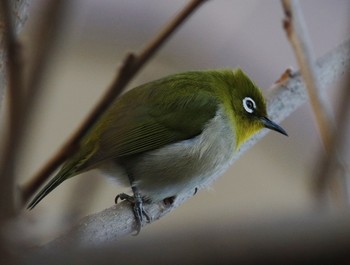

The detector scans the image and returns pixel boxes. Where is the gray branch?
[26,212,350,265]
[42,39,350,248]
[0,0,30,104]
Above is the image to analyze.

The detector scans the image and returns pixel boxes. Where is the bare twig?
[281,0,335,149]
[0,0,24,220]
[20,0,208,206]
[0,0,30,107]
[22,0,68,120]
[0,0,65,221]
[0,1,30,262]
[9,0,30,31]
[314,69,350,204]
[43,40,350,245]
[281,0,348,205]
[10,0,68,209]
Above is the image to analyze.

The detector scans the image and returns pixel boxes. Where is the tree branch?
[22,0,68,122]
[20,0,208,207]
[281,0,335,148]
[281,0,349,206]
[0,0,25,220]
[0,0,64,221]
[313,64,350,205]
[27,212,350,265]
[0,2,30,263]
[0,0,30,107]
[43,39,350,246]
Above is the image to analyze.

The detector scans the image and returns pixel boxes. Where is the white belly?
[122,107,237,202]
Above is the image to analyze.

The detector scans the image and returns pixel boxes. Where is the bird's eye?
[243,97,256,113]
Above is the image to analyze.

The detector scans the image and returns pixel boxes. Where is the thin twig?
[0,0,30,106]
[20,0,208,206]
[10,0,30,32]
[41,40,350,244]
[22,0,67,120]
[0,0,24,220]
[281,0,347,205]
[314,70,350,204]
[0,1,30,263]
[0,0,64,221]
[7,0,68,209]
[281,0,334,149]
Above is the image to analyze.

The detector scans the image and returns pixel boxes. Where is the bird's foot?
[115,190,150,235]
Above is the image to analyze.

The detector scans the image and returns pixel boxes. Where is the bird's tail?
[27,144,96,210]
[27,165,73,210]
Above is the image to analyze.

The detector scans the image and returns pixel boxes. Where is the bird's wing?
[85,80,219,166]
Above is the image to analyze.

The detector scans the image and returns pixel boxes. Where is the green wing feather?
[27,71,220,209]
[86,72,220,163]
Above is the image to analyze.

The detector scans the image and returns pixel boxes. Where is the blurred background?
[16,0,350,244]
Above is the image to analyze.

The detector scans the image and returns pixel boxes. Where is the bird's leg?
[115,173,150,234]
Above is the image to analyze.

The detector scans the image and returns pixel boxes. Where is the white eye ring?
[243,97,256,113]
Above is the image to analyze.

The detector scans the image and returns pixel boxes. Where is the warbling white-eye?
[28,69,287,230]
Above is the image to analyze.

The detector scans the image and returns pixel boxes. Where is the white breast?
[130,106,237,202]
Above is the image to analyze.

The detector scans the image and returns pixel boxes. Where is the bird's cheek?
[235,123,259,149]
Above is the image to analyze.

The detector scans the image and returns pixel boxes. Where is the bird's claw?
[115,192,150,235]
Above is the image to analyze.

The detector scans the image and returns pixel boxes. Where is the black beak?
[260,117,288,136]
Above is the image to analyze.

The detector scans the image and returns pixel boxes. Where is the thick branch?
[45,39,350,246]
[27,212,350,265]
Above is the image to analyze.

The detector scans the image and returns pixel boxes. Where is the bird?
[27,68,287,231]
